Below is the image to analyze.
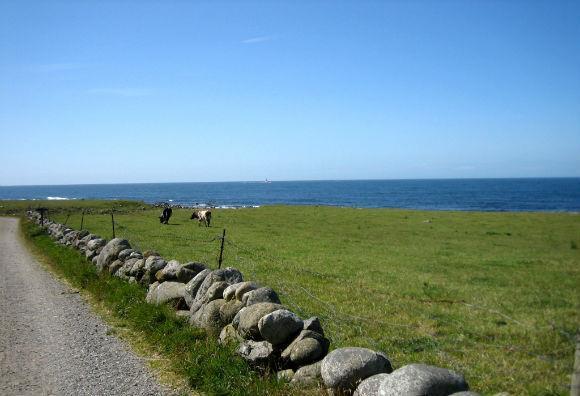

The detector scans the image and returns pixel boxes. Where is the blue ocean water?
[1,178,579,212]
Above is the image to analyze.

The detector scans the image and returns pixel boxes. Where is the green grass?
[12,201,580,394]
[20,219,290,396]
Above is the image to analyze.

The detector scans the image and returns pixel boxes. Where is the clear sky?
[1,1,579,185]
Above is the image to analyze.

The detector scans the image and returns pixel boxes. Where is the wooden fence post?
[218,229,226,269]
[80,210,85,230]
[111,209,116,239]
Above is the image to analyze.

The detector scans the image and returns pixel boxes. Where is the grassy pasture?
[7,200,580,394]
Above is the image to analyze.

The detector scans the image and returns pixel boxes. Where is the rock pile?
[28,210,484,395]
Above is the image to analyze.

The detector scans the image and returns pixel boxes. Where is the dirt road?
[0,217,170,395]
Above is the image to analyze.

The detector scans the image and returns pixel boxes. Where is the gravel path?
[0,217,172,396]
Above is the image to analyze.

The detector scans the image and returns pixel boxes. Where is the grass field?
[6,200,579,394]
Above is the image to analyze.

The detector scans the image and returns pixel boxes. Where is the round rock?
[321,347,393,392]
[236,340,275,366]
[290,337,327,366]
[205,281,229,302]
[236,302,284,340]
[96,238,131,272]
[242,287,281,306]
[184,268,212,307]
[234,281,260,301]
[219,299,245,324]
[258,309,303,345]
[223,282,244,301]
[353,373,391,396]
[375,364,469,396]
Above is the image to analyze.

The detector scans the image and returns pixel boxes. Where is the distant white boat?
[264,178,272,183]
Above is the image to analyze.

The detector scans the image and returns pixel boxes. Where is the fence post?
[64,213,71,226]
[80,210,85,230]
[218,229,226,269]
[111,209,116,239]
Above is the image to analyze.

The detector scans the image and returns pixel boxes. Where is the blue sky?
[1,1,579,185]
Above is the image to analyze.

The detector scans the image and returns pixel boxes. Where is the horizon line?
[2,175,579,188]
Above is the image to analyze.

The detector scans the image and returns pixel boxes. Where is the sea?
[1,178,579,212]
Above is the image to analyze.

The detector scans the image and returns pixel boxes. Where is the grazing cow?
[190,210,211,227]
[159,207,172,224]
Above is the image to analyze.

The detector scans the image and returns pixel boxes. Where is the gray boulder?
[232,307,245,329]
[189,302,206,327]
[236,302,284,340]
[353,373,391,396]
[258,309,303,345]
[290,361,323,388]
[281,330,329,366]
[155,260,181,282]
[219,324,243,345]
[303,316,324,335]
[205,281,228,302]
[374,364,469,396]
[141,256,167,286]
[153,281,186,307]
[128,258,146,279]
[219,299,245,324]
[236,340,276,366]
[129,251,143,259]
[195,267,243,302]
[117,248,135,261]
[87,238,106,251]
[176,267,196,283]
[108,259,124,275]
[76,233,94,248]
[321,347,393,392]
[223,282,244,301]
[144,256,167,273]
[182,261,207,273]
[145,282,161,304]
[96,238,131,273]
[184,269,211,307]
[116,258,139,279]
[197,299,227,333]
[290,337,327,367]
[189,299,205,317]
[85,249,98,260]
[242,287,281,306]
[234,281,260,301]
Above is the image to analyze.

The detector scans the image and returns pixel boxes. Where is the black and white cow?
[159,207,172,224]
[190,210,211,227]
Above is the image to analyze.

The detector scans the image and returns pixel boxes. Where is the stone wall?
[27,210,485,396]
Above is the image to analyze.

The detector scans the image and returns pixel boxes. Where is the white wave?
[47,196,73,200]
